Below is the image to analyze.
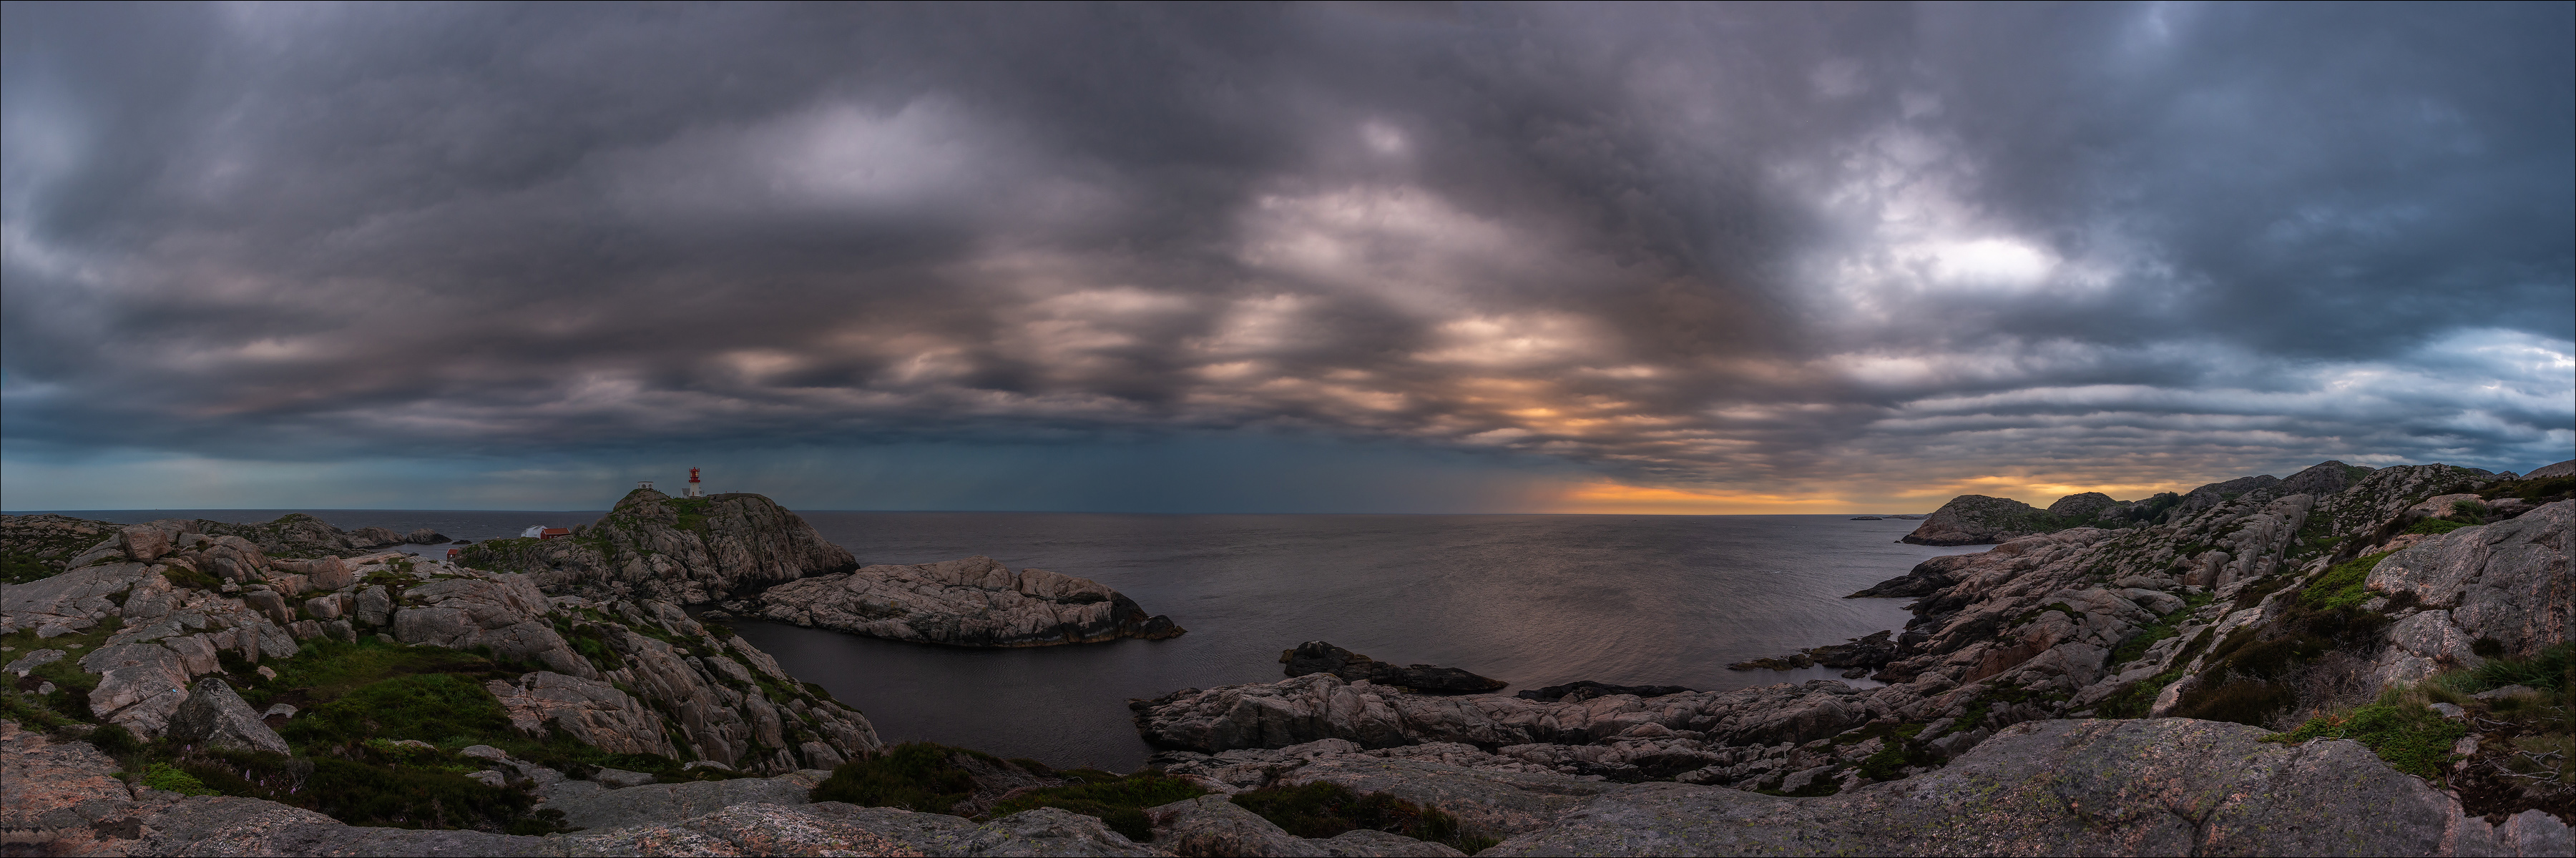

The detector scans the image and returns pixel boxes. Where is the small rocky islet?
[4,459,2573,855]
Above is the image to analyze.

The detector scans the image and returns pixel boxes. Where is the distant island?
[4,458,2570,855]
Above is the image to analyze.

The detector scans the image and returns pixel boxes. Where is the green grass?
[810,742,987,814]
[1230,781,1494,854]
[242,636,496,708]
[140,761,219,796]
[2403,518,2469,536]
[2268,694,2468,779]
[2302,551,2394,611]
[984,771,1207,842]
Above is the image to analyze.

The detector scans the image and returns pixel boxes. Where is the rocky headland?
[6,458,2571,855]
[742,556,1185,647]
[457,488,858,605]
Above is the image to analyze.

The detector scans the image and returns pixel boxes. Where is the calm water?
[41,509,1974,770]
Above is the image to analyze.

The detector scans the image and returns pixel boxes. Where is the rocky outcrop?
[1900,494,2064,546]
[750,556,1184,647]
[1280,641,1508,694]
[486,671,677,757]
[1,529,881,771]
[2364,501,2573,688]
[392,573,599,679]
[459,488,856,604]
[1846,553,1976,598]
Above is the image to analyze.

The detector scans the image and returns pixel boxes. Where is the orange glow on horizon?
[1542,475,2195,516]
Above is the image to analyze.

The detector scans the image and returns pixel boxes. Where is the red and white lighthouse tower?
[686,468,704,498]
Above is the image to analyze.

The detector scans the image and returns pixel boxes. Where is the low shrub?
[2403,518,2469,536]
[2170,679,2296,726]
[281,673,517,749]
[140,761,218,796]
[810,742,985,814]
[1230,781,1493,854]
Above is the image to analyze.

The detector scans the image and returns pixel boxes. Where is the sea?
[36,509,1980,771]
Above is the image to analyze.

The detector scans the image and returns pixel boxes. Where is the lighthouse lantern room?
[686,468,704,498]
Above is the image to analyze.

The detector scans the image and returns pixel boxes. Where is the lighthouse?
[686,468,704,498]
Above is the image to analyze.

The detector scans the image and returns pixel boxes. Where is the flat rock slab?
[544,773,822,831]
[1483,719,2473,857]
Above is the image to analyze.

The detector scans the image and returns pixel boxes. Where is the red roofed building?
[539,528,570,540]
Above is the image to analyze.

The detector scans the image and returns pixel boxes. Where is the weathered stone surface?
[486,671,678,758]
[1482,719,2484,857]
[119,523,177,563]
[1145,794,1461,857]
[542,770,826,830]
[134,794,560,857]
[1150,794,1318,856]
[2364,500,2572,687]
[755,556,1185,647]
[3,561,155,628]
[393,573,598,679]
[79,642,193,734]
[0,721,142,854]
[460,488,858,605]
[167,678,290,755]
[1281,641,1507,694]
[4,648,65,676]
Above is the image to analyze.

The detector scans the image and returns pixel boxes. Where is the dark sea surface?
[41,509,1973,771]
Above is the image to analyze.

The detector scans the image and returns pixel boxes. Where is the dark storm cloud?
[4,1,2570,506]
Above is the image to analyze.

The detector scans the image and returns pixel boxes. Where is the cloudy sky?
[3,1,2570,513]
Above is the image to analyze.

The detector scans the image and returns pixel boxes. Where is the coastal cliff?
[459,488,858,604]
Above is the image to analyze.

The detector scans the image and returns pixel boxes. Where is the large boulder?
[754,556,1185,647]
[2364,500,2572,687]
[1280,641,1508,694]
[166,678,291,755]
[391,573,599,679]
[484,671,676,758]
